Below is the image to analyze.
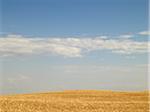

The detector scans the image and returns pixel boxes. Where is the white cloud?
[95,36,108,39]
[119,34,133,39]
[138,31,150,36]
[0,34,149,58]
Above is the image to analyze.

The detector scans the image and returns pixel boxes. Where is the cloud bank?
[0,33,149,58]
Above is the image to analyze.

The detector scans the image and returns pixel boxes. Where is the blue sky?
[0,0,149,94]
[2,0,148,36]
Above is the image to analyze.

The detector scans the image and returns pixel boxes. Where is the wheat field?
[0,90,149,112]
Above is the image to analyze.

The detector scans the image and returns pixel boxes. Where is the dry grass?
[0,90,149,112]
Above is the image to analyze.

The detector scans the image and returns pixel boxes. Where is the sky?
[0,0,149,94]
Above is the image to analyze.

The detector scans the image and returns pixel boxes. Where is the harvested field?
[0,90,149,112]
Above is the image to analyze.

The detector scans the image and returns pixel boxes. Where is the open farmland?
[0,90,149,112]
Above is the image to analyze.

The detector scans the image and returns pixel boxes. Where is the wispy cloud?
[138,31,150,36]
[0,33,149,58]
[7,75,30,84]
[119,34,133,39]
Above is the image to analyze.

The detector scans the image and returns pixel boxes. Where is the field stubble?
[0,90,149,112]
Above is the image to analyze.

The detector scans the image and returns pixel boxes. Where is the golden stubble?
[0,90,149,112]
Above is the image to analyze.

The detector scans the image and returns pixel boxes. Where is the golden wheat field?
[0,90,149,112]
